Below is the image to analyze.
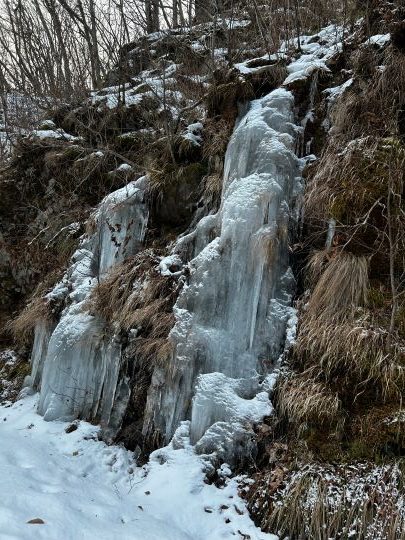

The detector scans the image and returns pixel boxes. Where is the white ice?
[143,87,301,460]
[27,178,148,432]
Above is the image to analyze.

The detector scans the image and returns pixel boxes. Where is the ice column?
[30,178,148,426]
[144,89,302,459]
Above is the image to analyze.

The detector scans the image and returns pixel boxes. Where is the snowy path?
[0,396,275,540]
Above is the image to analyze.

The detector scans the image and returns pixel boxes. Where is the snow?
[0,395,276,540]
[234,53,287,75]
[223,18,250,30]
[235,25,342,81]
[30,128,78,141]
[91,88,144,109]
[283,26,343,85]
[158,254,183,276]
[116,163,133,172]
[182,122,203,146]
[366,34,391,47]
[324,78,353,102]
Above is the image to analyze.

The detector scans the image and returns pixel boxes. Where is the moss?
[345,439,377,461]
[303,428,345,461]
[206,73,254,119]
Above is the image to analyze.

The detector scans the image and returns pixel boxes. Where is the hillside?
[0,1,404,539]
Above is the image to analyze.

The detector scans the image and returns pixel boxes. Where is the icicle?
[326,218,336,249]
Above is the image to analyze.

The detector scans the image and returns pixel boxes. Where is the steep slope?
[1,4,404,540]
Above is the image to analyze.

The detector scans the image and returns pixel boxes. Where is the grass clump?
[304,250,369,319]
[248,462,405,540]
[274,371,343,435]
[8,297,51,346]
[88,251,180,367]
[305,136,405,228]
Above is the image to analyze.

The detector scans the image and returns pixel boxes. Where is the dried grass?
[305,251,369,321]
[331,47,405,139]
[203,173,223,203]
[292,250,404,401]
[88,252,179,367]
[275,371,343,433]
[147,162,205,199]
[8,297,51,345]
[304,136,404,223]
[295,318,405,401]
[174,136,198,160]
[206,75,254,118]
[306,249,329,286]
[250,463,405,540]
[128,338,174,367]
[203,117,234,160]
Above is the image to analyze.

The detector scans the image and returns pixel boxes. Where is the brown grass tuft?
[294,317,405,401]
[88,251,180,368]
[249,463,405,540]
[8,297,51,345]
[305,251,369,321]
[274,371,343,434]
[128,338,174,367]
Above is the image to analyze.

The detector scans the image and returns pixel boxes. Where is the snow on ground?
[0,395,276,540]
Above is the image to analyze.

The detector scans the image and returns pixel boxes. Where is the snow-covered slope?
[0,395,275,540]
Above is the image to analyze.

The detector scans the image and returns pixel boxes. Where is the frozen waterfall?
[143,89,302,462]
[23,24,342,465]
[24,178,148,431]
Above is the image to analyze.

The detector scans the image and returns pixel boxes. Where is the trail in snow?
[0,396,275,540]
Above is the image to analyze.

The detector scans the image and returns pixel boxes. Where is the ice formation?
[25,178,148,433]
[143,26,344,461]
[25,24,343,465]
[143,88,302,462]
